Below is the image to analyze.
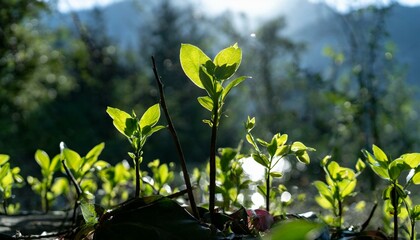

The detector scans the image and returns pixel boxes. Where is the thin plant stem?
[44,187,49,213]
[338,198,343,229]
[360,203,377,232]
[151,56,199,219]
[266,170,270,212]
[62,159,82,224]
[391,184,398,240]
[411,218,415,240]
[134,154,141,198]
[209,106,219,224]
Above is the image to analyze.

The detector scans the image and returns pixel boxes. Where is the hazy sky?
[58,0,420,13]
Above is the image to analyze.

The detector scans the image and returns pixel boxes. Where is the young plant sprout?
[27,150,69,213]
[180,43,249,223]
[107,104,165,198]
[0,154,23,215]
[363,145,420,240]
[313,155,365,228]
[245,116,314,212]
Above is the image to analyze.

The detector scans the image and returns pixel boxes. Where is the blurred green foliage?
[0,0,419,201]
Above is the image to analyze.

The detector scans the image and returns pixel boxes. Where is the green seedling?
[27,150,69,212]
[313,155,365,228]
[61,142,107,202]
[143,159,175,195]
[245,116,314,212]
[216,145,251,212]
[98,160,132,207]
[0,154,23,215]
[107,104,165,198]
[180,43,249,223]
[60,142,108,224]
[363,145,420,240]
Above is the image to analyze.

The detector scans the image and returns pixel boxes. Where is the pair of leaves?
[180,44,248,115]
[107,104,164,140]
[364,145,420,183]
[314,158,361,211]
[34,150,61,176]
[180,43,242,89]
[62,142,106,179]
[147,159,174,188]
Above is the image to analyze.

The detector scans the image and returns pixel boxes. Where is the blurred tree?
[23,7,140,162]
[322,4,420,161]
[0,0,75,163]
[137,0,244,166]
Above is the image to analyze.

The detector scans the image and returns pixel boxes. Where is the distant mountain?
[44,0,419,86]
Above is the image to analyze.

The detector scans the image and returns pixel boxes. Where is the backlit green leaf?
[389,159,406,180]
[180,44,211,89]
[81,201,98,225]
[372,145,388,163]
[256,138,269,147]
[371,164,390,180]
[412,205,420,220]
[0,163,10,180]
[197,96,213,112]
[315,195,333,210]
[276,134,288,146]
[213,43,242,80]
[275,145,289,157]
[327,161,340,179]
[321,155,331,167]
[35,150,50,171]
[86,142,105,162]
[0,154,9,165]
[297,151,310,164]
[402,153,420,168]
[63,148,82,171]
[252,153,269,168]
[267,138,277,157]
[49,155,61,173]
[245,116,255,131]
[363,150,377,165]
[140,104,161,129]
[149,125,165,136]
[198,66,215,97]
[355,158,366,172]
[269,171,282,178]
[221,76,248,101]
[159,164,169,184]
[411,172,420,185]
[340,179,356,198]
[313,181,333,199]
[291,141,307,152]
[106,107,134,137]
[246,134,257,149]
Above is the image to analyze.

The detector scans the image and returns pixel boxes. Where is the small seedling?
[245,116,314,212]
[27,150,69,212]
[216,145,251,211]
[143,159,176,195]
[98,160,132,207]
[180,43,249,223]
[363,145,420,240]
[107,104,165,198]
[313,155,364,228]
[0,154,23,215]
